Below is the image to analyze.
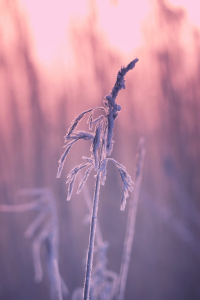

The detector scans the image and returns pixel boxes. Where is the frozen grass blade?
[57,131,94,178]
[108,158,134,211]
[77,165,95,194]
[66,162,91,201]
[117,138,145,300]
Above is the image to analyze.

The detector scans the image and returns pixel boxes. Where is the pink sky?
[18,0,149,67]
[18,0,200,72]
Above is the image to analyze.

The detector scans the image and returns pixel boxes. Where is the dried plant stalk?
[117,138,145,300]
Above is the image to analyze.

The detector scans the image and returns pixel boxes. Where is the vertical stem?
[46,236,63,300]
[80,174,103,245]
[49,259,63,300]
[83,172,101,300]
[47,191,64,300]
[117,140,145,300]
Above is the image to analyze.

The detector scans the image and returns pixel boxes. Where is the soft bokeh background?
[0,0,200,299]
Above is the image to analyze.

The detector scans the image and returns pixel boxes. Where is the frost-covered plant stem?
[80,172,103,245]
[117,139,145,300]
[57,58,138,300]
[84,172,101,299]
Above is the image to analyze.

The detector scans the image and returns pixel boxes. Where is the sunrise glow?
[18,0,150,69]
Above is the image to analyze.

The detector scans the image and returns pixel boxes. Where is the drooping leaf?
[57,140,77,178]
[77,165,94,194]
[57,132,94,178]
[108,158,134,210]
[66,108,93,139]
[65,130,94,141]
[66,163,90,201]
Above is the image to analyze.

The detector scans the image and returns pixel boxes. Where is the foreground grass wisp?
[0,188,68,300]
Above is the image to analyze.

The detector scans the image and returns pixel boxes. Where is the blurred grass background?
[0,0,200,299]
